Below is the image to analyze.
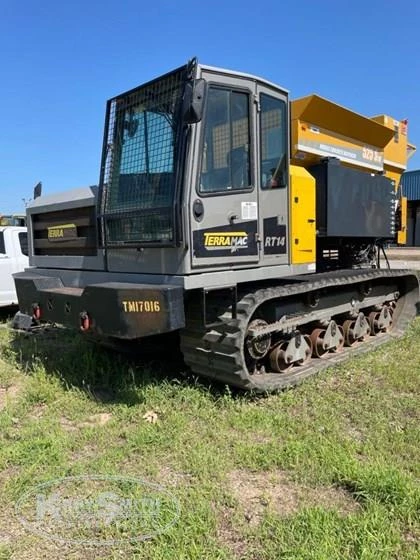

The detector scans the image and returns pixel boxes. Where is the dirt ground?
[383,247,420,269]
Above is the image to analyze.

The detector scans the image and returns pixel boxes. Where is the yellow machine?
[291,95,415,245]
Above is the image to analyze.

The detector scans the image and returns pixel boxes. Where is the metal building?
[401,170,420,245]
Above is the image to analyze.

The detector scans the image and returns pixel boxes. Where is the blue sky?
[1,0,419,213]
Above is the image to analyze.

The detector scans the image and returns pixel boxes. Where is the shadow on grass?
[3,323,247,405]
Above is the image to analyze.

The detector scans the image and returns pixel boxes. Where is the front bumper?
[14,271,185,339]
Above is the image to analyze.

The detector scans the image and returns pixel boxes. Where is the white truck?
[0,225,29,307]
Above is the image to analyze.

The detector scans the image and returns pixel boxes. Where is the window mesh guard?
[101,66,187,246]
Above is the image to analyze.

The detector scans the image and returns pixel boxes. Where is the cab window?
[199,88,251,193]
[260,94,287,189]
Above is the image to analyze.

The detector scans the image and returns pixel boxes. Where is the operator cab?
[99,59,308,280]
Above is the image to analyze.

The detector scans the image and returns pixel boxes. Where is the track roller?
[310,328,328,358]
[343,312,370,346]
[310,320,344,357]
[368,305,393,334]
[269,332,312,373]
[269,341,292,373]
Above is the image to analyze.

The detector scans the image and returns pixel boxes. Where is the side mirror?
[183,79,206,124]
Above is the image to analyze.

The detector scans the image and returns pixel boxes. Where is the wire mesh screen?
[101,66,187,245]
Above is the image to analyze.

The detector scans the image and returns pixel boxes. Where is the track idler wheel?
[343,312,370,346]
[368,305,393,335]
[269,333,312,373]
[245,319,272,360]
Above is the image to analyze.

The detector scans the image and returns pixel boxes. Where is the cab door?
[190,72,259,269]
[256,84,290,267]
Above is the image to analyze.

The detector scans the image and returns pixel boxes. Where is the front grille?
[32,206,98,256]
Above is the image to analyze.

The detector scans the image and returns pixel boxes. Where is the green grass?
[0,314,419,559]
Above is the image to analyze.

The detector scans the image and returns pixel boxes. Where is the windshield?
[102,65,187,245]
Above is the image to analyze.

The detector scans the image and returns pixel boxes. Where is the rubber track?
[180,269,419,391]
